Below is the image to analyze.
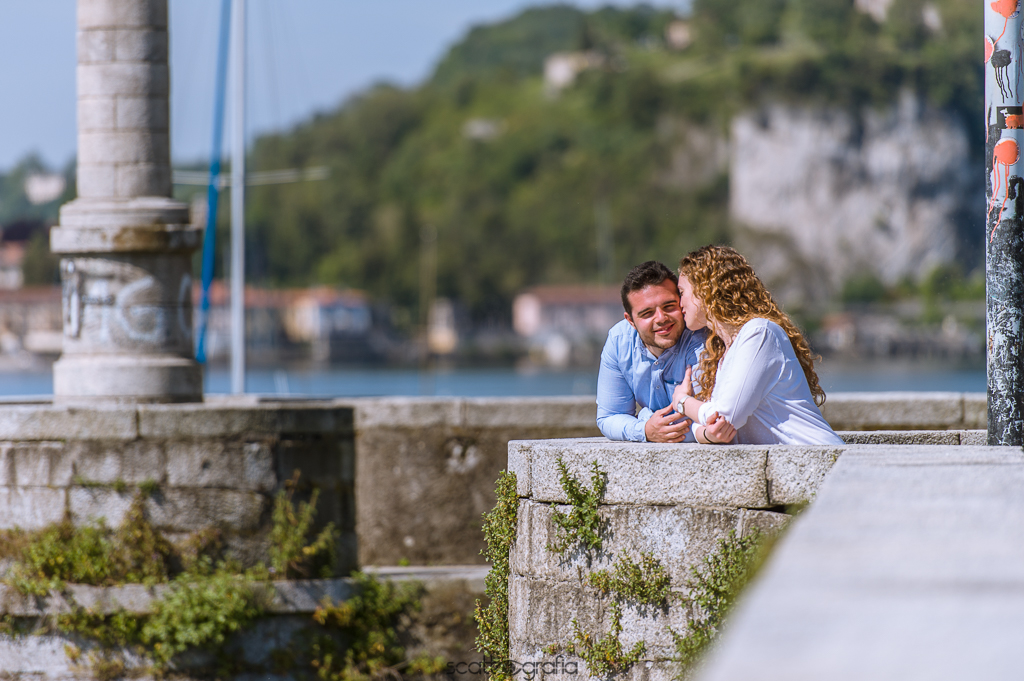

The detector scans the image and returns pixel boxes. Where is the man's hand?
[703,411,737,444]
[670,366,695,408]
[645,404,692,443]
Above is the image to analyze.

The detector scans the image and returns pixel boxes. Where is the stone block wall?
[345,393,985,567]
[0,397,355,571]
[343,397,600,566]
[505,436,988,681]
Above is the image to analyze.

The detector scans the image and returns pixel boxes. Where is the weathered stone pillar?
[50,0,202,403]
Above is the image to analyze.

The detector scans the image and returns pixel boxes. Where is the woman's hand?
[700,411,737,444]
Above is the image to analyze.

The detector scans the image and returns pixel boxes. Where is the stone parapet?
[0,568,485,678]
[0,398,355,570]
[506,438,1011,681]
[339,393,985,566]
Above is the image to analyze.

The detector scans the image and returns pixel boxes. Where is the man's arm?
[596,337,649,442]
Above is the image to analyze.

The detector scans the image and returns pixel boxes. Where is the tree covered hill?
[232,0,980,330]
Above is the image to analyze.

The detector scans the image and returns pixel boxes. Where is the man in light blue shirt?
[597,261,707,442]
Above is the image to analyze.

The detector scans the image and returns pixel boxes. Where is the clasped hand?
[666,367,737,444]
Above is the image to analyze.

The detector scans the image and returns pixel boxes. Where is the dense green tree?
[236,0,981,328]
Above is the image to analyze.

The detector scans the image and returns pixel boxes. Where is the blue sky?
[0,0,687,171]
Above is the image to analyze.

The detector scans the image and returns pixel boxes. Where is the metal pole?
[230,0,246,394]
[986,2,1024,445]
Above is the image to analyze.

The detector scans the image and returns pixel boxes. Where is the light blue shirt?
[596,319,708,442]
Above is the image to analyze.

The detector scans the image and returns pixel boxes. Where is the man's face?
[625,279,684,356]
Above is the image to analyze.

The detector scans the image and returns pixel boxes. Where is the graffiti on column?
[987,0,1024,241]
[986,0,1024,444]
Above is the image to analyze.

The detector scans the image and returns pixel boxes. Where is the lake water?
[0,360,988,398]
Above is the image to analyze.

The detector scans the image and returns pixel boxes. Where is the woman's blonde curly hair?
[678,245,825,406]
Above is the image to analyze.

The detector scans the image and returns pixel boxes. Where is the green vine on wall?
[546,601,645,677]
[310,571,445,681]
[587,551,671,607]
[671,530,769,676]
[547,458,607,554]
[474,470,519,681]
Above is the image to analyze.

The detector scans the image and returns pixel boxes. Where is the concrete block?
[526,440,769,508]
[165,439,242,488]
[960,429,987,446]
[77,62,168,98]
[78,0,167,29]
[737,509,790,536]
[78,29,115,63]
[78,130,168,165]
[140,404,276,438]
[766,446,844,505]
[12,441,65,486]
[113,28,167,62]
[511,500,743,585]
[508,441,532,496]
[275,437,345,488]
[0,634,79,674]
[0,444,14,485]
[75,162,117,197]
[139,403,351,438]
[821,392,963,430]
[79,96,116,130]
[462,397,597,429]
[509,573,609,649]
[164,439,273,491]
[0,404,138,440]
[963,393,986,429]
[145,488,267,532]
[347,397,463,429]
[836,430,960,445]
[68,487,134,526]
[115,163,170,197]
[119,440,166,483]
[115,96,168,129]
[243,441,277,492]
[271,404,354,435]
[268,579,357,614]
[61,440,122,483]
[0,487,67,529]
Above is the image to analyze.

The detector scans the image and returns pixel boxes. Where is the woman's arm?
[672,367,737,443]
[696,321,783,431]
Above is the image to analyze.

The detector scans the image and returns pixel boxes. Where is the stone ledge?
[512,438,770,508]
[0,567,487,618]
[341,397,597,431]
[0,400,354,441]
[0,579,352,617]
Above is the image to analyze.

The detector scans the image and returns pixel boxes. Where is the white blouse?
[696,318,843,445]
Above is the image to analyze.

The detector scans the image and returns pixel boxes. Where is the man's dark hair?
[621,261,678,314]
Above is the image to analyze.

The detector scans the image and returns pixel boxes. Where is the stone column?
[50,0,202,403]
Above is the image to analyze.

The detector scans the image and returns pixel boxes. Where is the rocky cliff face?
[729,93,981,306]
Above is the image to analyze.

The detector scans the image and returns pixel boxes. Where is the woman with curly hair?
[670,245,842,445]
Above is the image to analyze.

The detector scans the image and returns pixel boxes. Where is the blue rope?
[196,0,233,363]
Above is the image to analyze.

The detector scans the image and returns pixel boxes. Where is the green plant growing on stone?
[56,564,269,672]
[588,552,671,607]
[141,564,270,668]
[671,530,768,676]
[474,469,518,681]
[8,520,116,594]
[548,458,606,554]
[309,570,426,681]
[270,471,338,579]
[546,601,645,677]
[6,493,174,594]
